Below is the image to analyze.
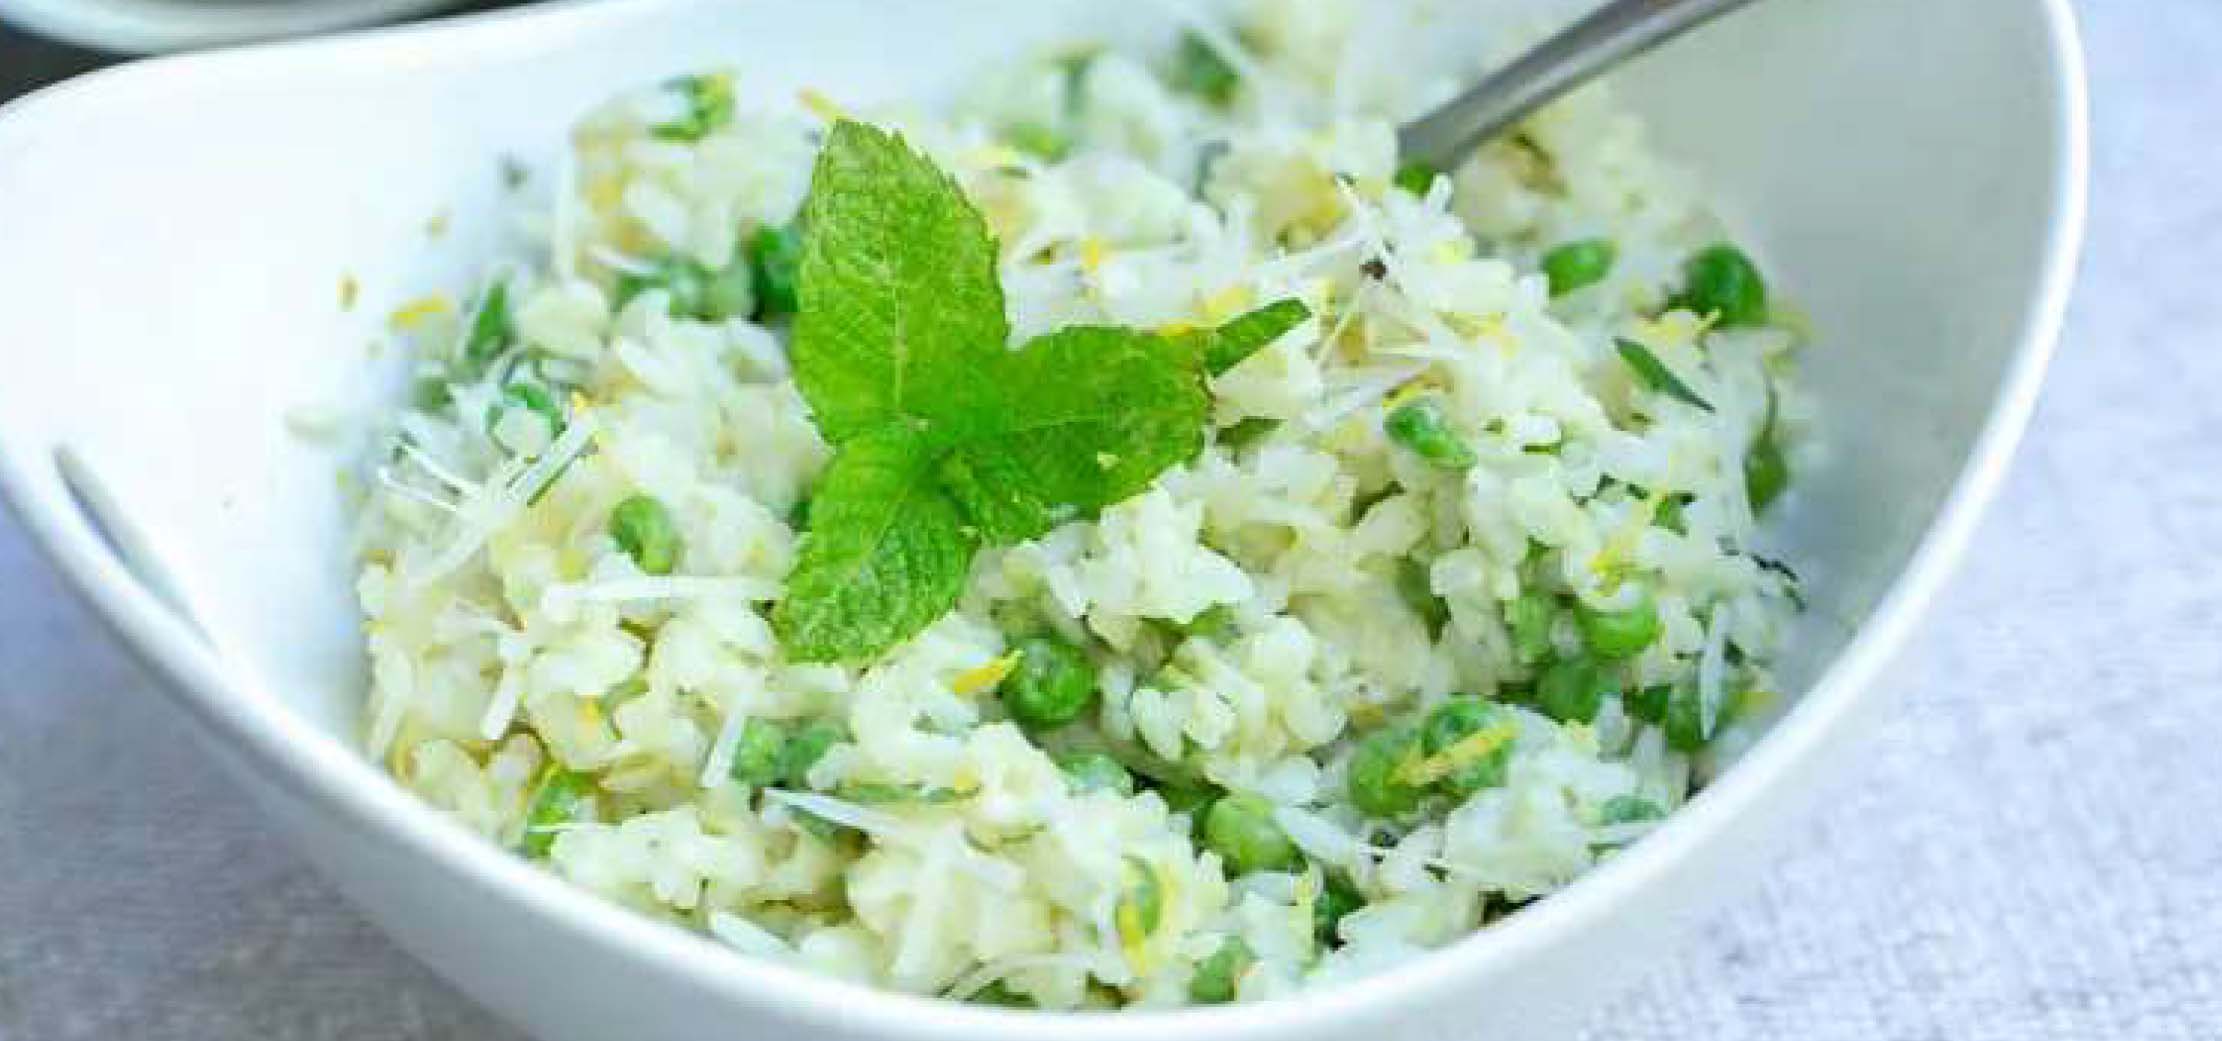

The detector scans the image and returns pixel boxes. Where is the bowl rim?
[0,0,2090,1036]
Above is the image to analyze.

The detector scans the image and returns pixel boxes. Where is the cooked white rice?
[355,0,1809,1010]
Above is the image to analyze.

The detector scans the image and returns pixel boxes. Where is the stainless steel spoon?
[1398,0,1764,170]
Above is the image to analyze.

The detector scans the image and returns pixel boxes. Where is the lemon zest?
[949,650,1022,696]
[1393,718,1517,787]
[798,87,846,122]
[387,293,455,332]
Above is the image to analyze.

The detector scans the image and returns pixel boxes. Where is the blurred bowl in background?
[0,0,456,52]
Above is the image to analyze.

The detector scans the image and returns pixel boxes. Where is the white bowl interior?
[0,0,2078,1036]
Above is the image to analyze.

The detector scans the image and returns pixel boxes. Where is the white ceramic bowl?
[0,1,2085,1038]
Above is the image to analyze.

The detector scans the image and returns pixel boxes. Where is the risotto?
[355,0,1809,1010]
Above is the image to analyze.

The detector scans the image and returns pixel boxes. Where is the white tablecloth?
[3,2,2217,1037]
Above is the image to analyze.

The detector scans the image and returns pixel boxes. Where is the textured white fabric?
[1,3,2216,1038]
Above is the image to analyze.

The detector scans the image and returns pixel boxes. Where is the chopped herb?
[1540,238,1615,296]
[485,381,564,442]
[748,221,805,318]
[1384,397,1477,469]
[1398,557,1449,639]
[967,980,1034,1008]
[1669,243,1768,328]
[1217,416,1279,451]
[780,719,846,788]
[1614,338,1715,412]
[1169,30,1239,106]
[1625,684,1672,725]
[728,718,787,787]
[1190,936,1254,1003]
[1312,869,1363,948]
[1597,794,1665,825]
[1006,121,1070,162]
[609,494,682,576]
[618,254,753,323]
[1393,160,1440,196]
[521,768,595,858]
[650,73,736,143]
[1746,387,1790,512]
[462,279,513,370]
[1177,604,1239,642]
[1507,589,1557,665]
[1662,681,1707,752]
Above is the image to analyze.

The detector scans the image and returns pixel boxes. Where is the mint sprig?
[773,121,1308,663]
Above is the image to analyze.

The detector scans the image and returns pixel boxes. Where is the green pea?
[1202,793,1299,875]
[1535,658,1617,724]
[999,635,1098,728]
[1312,869,1363,949]
[1577,587,1660,659]
[1419,697,1516,797]
[609,494,682,576]
[1393,160,1441,196]
[462,278,513,369]
[1170,30,1239,106]
[728,718,787,788]
[1670,244,1768,328]
[1597,794,1665,825]
[1347,727,1426,818]
[1189,936,1255,1004]
[748,221,805,318]
[781,719,845,788]
[521,768,595,858]
[1507,589,1557,665]
[1053,749,1134,796]
[1540,238,1616,297]
[1384,398,1476,469]
[1746,428,1789,513]
[485,381,564,442]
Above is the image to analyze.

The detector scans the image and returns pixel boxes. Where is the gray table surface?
[3,2,2218,1038]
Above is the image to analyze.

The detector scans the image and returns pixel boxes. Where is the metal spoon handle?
[1397,0,1762,170]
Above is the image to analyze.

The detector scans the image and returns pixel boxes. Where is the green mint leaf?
[1613,338,1715,413]
[772,424,978,663]
[938,325,1210,543]
[1192,298,1311,376]
[790,121,1009,444]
